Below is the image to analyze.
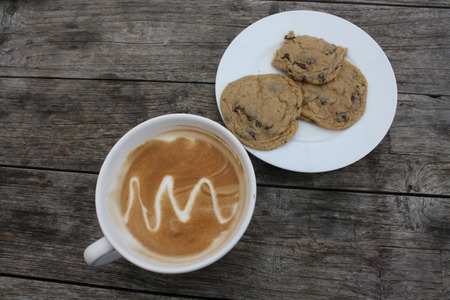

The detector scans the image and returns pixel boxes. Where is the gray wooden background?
[1,0,449,299]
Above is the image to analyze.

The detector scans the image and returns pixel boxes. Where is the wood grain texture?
[1,77,449,195]
[1,0,449,95]
[1,167,449,299]
[380,248,444,299]
[390,94,450,155]
[274,0,450,7]
[1,0,449,299]
[0,276,186,299]
[443,251,450,299]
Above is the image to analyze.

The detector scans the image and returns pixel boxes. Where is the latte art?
[124,175,239,232]
[119,129,246,261]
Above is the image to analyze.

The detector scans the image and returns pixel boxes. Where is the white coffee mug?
[84,114,257,274]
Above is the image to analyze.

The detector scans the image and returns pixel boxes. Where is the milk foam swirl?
[124,175,238,232]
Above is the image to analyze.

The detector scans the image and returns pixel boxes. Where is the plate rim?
[215,10,397,173]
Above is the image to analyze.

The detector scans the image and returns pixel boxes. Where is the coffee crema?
[119,129,246,262]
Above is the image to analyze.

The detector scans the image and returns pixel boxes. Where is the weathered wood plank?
[390,94,450,156]
[0,276,186,299]
[0,78,219,171]
[1,0,449,95]
[443,251,450,299]
[275,0,450,7]
[380,247,444,299]
[253,151,450,196]
[1,167,449,299]
[1,77,449,195]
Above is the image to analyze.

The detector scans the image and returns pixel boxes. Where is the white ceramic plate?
[215,10,397,173]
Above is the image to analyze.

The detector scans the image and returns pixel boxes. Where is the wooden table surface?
[1,0,449,299]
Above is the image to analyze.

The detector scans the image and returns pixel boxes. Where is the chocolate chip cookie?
[272,31,347,84]
[297,60,367,130]
[220,74,302,150]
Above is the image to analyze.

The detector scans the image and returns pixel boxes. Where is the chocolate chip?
[294,61,308,70]
[317,73,325,83]
[319,97,328,105]
[282,53,291,61]
[351,94,360,104]
[255,120,262,128]
[336,112,349,123]
[233,105,245,114]
[264,125,273,131]
[247,130,256,139]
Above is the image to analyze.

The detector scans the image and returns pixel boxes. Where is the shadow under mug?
[84,114,257,274]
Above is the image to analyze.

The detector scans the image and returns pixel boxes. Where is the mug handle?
[84,237,122,266]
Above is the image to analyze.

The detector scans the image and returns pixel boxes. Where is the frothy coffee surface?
[119,129,245,262]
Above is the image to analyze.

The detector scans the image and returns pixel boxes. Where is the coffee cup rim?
[95,113,257,273]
